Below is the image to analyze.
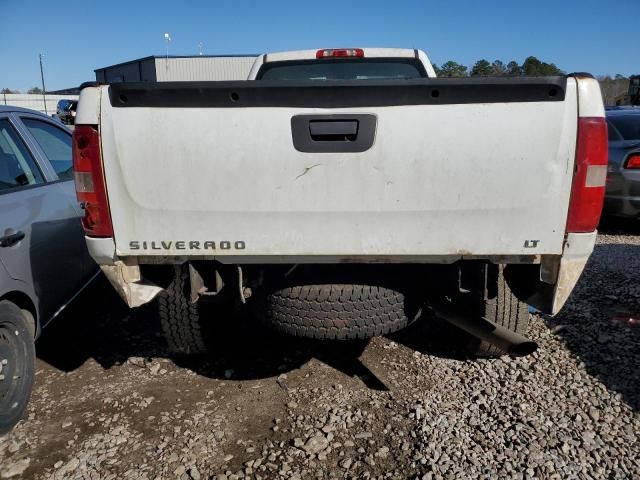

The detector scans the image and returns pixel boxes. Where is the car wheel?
[453,264,530,357]
[157,265,210,355]
[0,300,35,434]
[475,266,530,356]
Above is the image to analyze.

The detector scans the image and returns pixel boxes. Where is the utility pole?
[39,53,47,114]
[164,33,171,71]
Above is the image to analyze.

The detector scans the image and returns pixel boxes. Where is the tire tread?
[255,282,417,340]
[476,265,529,357]
[158,265,208,355]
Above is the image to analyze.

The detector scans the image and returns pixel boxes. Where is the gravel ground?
[0,225,638,479]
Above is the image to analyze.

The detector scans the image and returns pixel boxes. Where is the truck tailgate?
[99,78,578,259]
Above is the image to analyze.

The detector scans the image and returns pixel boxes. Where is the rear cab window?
[257,58,427,81]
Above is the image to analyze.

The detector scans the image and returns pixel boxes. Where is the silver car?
[0,106,98,433]
[604,108,640,219]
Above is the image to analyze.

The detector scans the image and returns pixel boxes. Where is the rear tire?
[0,300,35,434]
[468,265,530,357]
[158,265,209,355]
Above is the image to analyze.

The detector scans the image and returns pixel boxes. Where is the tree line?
[2,87,45,94]
[433,56,564,77]
[432,57,634,106]
[597,75,632,106]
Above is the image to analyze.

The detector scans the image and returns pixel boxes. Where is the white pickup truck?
[73,48,607,357]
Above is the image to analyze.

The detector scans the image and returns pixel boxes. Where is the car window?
[21,118,73,180]
[607,115,640,141]
[607,121,622,142]
[0,119,44,193]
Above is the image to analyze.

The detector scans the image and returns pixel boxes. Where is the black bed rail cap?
[567,72,595,79]
[108,76,568,109]
[79,81,101,90]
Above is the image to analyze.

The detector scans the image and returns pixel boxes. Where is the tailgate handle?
[291,114,376,153]
[309,120,358,141]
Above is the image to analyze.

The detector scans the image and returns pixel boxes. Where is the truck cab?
[247,48,437,80]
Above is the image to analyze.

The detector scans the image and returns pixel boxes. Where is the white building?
[1,93,78,115]
[1,55,260,114]
[94,55,258,83]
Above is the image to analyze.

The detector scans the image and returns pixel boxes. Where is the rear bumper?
[86,236,117,265]
[86,231,597,315]
[86,236,163,307]
[549,231,597,314]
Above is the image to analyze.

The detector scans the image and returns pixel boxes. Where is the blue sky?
[0,0,637,91]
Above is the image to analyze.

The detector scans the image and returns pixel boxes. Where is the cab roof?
[0,105,50,116]
[264,48,422,63]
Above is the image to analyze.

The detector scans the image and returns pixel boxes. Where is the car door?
[17,115,97,282]
[0,114,85,326]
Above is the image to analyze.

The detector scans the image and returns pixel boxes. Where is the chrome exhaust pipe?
[433,306,538,357]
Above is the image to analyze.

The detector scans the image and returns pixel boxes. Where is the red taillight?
[566,117,608,233]
[626,154,640,169]
[72,125,113,237]
[316,48,364,59]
